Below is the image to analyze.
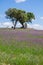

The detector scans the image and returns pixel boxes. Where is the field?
[0,28,43,65]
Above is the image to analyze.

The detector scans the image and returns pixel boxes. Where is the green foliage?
[5,8,35,29]
[27,12,35,23]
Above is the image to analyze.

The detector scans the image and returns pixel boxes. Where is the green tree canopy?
[5,8,35,29]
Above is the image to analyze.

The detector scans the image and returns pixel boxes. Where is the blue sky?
[0,0,43,30]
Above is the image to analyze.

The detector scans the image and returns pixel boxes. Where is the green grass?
[0,29,43,65]
[0,39,43,65]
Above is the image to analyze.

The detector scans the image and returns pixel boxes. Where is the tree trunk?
[20,22,24,28]
[21,24,24,28]
[14,20,17,29]
[24,22,27,29]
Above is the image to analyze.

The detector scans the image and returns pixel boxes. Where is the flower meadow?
[0,28,43,65]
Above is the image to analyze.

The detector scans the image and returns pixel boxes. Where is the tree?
[27,12,35,23]
[5,8,35,29]
[17,10,28,28]
[5,8,18,29]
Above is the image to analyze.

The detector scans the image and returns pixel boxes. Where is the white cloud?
[0,22,13,28]
[27,24,32,28]
[16,22,22,27]
[0,22,22,28]
[0,22,43,30]
[40,17,43,20]
[15,0,26,3]
[27,24,43,30]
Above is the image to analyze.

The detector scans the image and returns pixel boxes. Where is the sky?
[0,0,43,30]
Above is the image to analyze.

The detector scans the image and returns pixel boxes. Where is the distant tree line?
[5,8,35,29]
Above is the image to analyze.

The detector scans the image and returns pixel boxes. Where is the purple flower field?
[0,28,43,46]
[0,28,43,65]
